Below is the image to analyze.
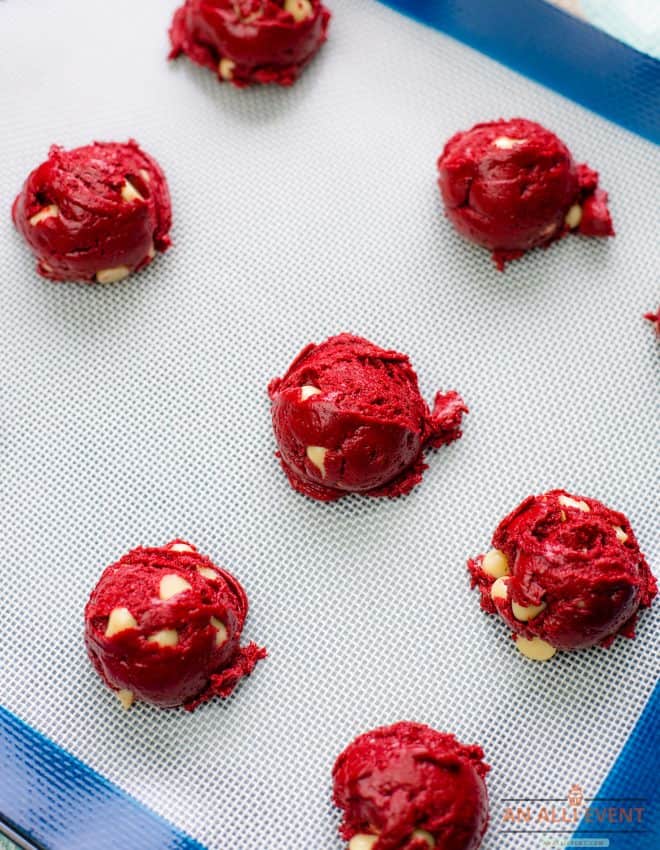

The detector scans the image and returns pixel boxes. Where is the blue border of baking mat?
[379,0,660,144]
[570,681,659,850]
[1,1,658,847]
[0,706,205,850]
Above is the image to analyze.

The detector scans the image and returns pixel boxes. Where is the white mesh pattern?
[0,1,658,848]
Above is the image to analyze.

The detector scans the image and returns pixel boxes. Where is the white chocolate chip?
[412,830,436,847]
[147,243,156,260]
[613,526,628,543]
[481,548,510,579]
[306,445,327,477]
[29,204,59,226]
[515,636,557,661]
[105,607,138,638]
[198,566,218,580]
[139,169,151,184]
[147,629,178,647]
[96,266,131,285]
[121,180,144,203]
[300,385,321,401]
[219,58,236,80]
[211,616,229,646]
[169,542,195,552]
[490,577,510,602]
[159,574,192,600]
[493,136,526,149]
[348,836,378,850]
[512,600,546,622]
[564,204,583,229]
[558,495,590,512]
[116,689,134,710]
[284,0,313,22]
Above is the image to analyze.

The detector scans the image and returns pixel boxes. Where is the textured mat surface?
[0,1,658,848]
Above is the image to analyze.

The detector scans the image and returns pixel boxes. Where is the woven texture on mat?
[0,1,658,848]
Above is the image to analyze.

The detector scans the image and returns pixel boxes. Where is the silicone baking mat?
[0,1,658,849]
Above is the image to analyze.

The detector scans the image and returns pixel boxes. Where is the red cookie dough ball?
[169,0,331,87]
[468,490,657,660]
[333,722,490,850]
[268,333,468,501]
[84,540,266,710]
[437,118,614,270]
[12,140,172,284]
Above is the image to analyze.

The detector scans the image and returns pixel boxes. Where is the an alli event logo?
[498,784,648,848]
[568,784,584,808]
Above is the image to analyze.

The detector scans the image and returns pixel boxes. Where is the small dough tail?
[467,555,498,614]
[575,164,614,237]
[644,309,660,334]
[185,643,267,711]
[492,247,525,270]
[428,390,468,448]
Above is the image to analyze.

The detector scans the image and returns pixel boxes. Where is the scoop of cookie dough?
[468,490,657,659]
[333,722,490,850]
[268,333,468,501]
[84,540,266,710]
[169,0,331,87]
[12,140,172,284]
[437,118,614,270]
